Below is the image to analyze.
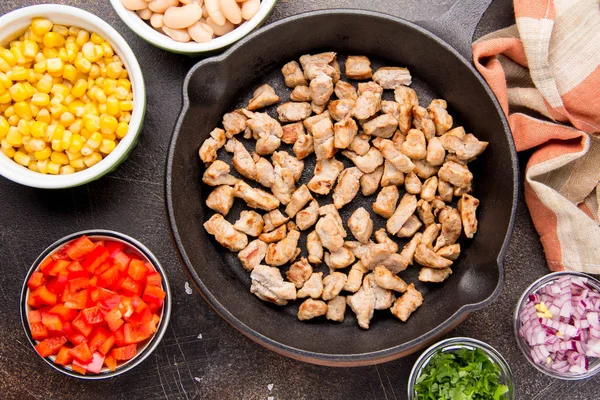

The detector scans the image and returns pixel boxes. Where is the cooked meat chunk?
[334,117,358,149]
[374,228,399,253]
[415,243,453,268]
[316,213,345,252]
[367,274,394,310]
[233,180,280,211]
[401,128,427,160]
[381,160,404,186]
[247,83,280,110]
[290,85,312,102]
[310,73,334,106]
[342,147,384,174]
[334,80,358,100]
[238,239,268,271]
[360,165,384,196]
[286,257,313,288]
[265,228,301,266]
[394,85,419,108]
[281,122,304,145]
[345,241,374,260]
[272,151,304,182]
[246,112,282,155]
[222,111,247,138]
[432,197,446,213]
[303,110,330,130]
[250,264,297,306]
[404,172,422,194]
[204,214,248,252]
[391,283,423,322]
[454,185,472,197]
[426,137,445,166]
[258,224,286,243]
[397,214,422,238]
[285,185,313,217]
[420,176,438,201]
[281,60,308,88]
[400,233,422,265]
[373,67,412,89]
[428,102,453,135]
[307,157,344,195]
[322,272,347,300]
[329,99,356,121]
[458,194,480,239]
[333,167,363,209]
[345,55,372,79]
[276,102,312,123]
[412,106,436,140]
[199,127,227,164]
[416,199,435,227]
[344,261,368,293]
[386,193,418,235]
[346,277,375,329]
[326,296,346,322]
[372,138,415,173]
[295,200,319,231]
[357,81,383,95]
[325,246,356,270]
[319,205,346,238]
[438,179,453,202]
[311,118,336,160]
[437,244,460,260]
[348,207,373,244]
[361,242,407,272]
[440,132,489,161]
[373,185,399,219]
[383,101,412,135]
[262,209,289,232]
[363,114,398,138]
[311,100,326,115]
[299,52,338,81]
[373,266,408,293]
[297,272,324,299]
[348,133,371,155]
[433,207,461,250]
[438,161,473,188]
[206,185,235,216]
[224,138,256,180]
[307,230,324,264]
[233,210,264,236]
[271,164,296,205]
[203,160,239,186]
[414,159,440,179]
[352,90,381,120]
[252,153,275,188]
[421,223,441,248]
[293,134,314,160]
[419,267,452,283]
[298,298,328,320]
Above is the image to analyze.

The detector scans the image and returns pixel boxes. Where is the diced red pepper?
[71,359,87,375]
[88,327,111,352]
[142,285,166,308]
[37,256,53,273]
[30,286,58,306]
[46,272,68,295]
[63,289,88,310]
[113,251,131,272]
[69,342,93,363]
[41,312,64,332]
[111,344,137,361]
[28,310,42,324]
[81,306,103,325]
[51,246,70,261]
[126,308,153,325]
[80,245,109,273]
[86,352,106,374]
[68,277,89,293]
[94,262,112,277]
[66,261,88,280]
[114,326,126,347]
[123,321,154,344]
[35,336,67,357]
[146,271,162,287]
[30,322,49,340]
[120,276,142,296]
[61,322,74,336]
[67,333,86,346]
[28,271,46,290]
[89,276,98,287]
[54,345,73,366]
[104,355,117,372]
[97,288,121,310]
[105,241,125,258]
[72,313,93,337]
[131,296,148,313]
[128,259,149,281]
[48,305,78,321]
[46,260,70,277]
[104,308,124,332]
[98,265,120,289]
[98,334,116,356]
[65,236,95,260]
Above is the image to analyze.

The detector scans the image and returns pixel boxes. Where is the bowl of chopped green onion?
[408,337,514,400]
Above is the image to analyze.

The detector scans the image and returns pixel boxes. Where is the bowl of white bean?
[110,0,278,54]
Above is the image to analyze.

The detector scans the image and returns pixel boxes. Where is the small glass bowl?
[20,230,171,379]
[408,337,515,400]
[513,271,600,380]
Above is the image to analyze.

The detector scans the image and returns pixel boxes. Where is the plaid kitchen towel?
[472,0,600,273]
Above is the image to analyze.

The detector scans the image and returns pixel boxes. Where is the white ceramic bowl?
[109,0,278,54]
[0,5,146,189]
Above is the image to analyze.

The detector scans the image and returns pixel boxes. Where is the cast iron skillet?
[166,6,519,366]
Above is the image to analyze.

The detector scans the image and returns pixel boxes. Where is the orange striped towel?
[472,0,600,273]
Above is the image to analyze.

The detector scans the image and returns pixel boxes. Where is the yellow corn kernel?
[59,165,75,174]
[8,83,27,102]
[99,139,116,154]
[114,86,129,100]
[119,69,128,80]
[37,159,49,173]
[65,42,78,63]
[21,136,32,152]
[82,42,104,63]
[51,83,70,98]
[37,74,53,93]
[87,131,103,149]
[116,122,128,139]
[7,115,19,126]
[52,24,68,37]
[28,138,46,151]
[1,146,15,158]
[106,62,123,80]
[119,112,131,123]
[34,52,45,63]
[31,92,50,106]
[69,117,83,132]
[1,138,11,149]
[0,59,10,74]
[46,57,64,75]
[0,92,11,104]
[6,127,22,146]
[120,100,133,112]
[47,161,60,174]
[68,26,80,37]
[36,109,50,123]
[64,94,75,106]
[81,144,93,156]
[60,112,75,127]
[62,64,78,82]
[0,115,8,138]
[28,161,39,172]
[70,157,85,169]
[74,56,91,74]
[17,119,30,135]
[43,32,65,48]
[106,96,119,115]
[29,104,39,118]
[11,47,27,65]
[89,64,100,79]
[70,79,86,98]
[83,103,98,116]
[8,66,28,81]
[83,114,100,134]
[60,130,73,151]
[0,83,4,96]
[0,72,11,89]
[101,42,114,58]
[14,151,30,166]
[51,151,69,165]
[84,152,102,167]
[14,101,32,120]
[68,133,84,153]
[95,77,105,88]
[92,87,107,103]
[50,104,68,119]
[75,30,90,47]
[117,78,131,91]
[101,79,117,96]
[90,32,104,45]
[31,18,53,36]
[99,115,118,135]
[66,149,82,161]
[34,146,51,160]
[33,61,46,74]
[42,47,58,60]
[98,104,107,114]
[0,49,17,67]
[22,40,38,59]
[102,133,117,141]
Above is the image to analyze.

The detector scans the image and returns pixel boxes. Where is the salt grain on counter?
[197,334,203,339]
[267,384,274,391]
[185,281,193,295]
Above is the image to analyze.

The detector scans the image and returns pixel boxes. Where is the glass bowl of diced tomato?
[20,230,171,379]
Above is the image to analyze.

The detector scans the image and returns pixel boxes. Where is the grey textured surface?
[0,0,597,399]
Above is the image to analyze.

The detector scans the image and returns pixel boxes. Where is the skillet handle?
[415,0,493,61]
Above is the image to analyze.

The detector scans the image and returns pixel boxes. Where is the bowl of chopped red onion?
[514,271,600,380]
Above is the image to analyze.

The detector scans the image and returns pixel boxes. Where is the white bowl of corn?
[0,5,146,189]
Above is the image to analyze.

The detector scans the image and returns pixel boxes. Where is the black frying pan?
[166,7,518,366]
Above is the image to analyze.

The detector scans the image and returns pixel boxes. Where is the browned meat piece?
[281,122,304,144]
[307,157,344,195]
[391,283,423,322]
[311,101,327,115]
[326,296,346,322]
[386,193,418,235]
[293,134,314,160]
[343,261,367,293]
[352,90,381,120]
[363,114,398,138]
[367,273,394,310]
[310,73,334,106]
[238,239,268,271]
[261,210,287,233]
[438,161,473,188]
[285,185,313,217]
[297,272,324,299]
[295,200,319,231]
[345,55,372,80]
[373,185,400,219]
[202,160,239,186]
[412,106,436,140]
[247,83,280,110]
[311,118,335,160]
[421,223,441,247]
[222,110,247,138]
[265,228,301,266]
[437,244,460,260]
[319,204,346,237]
[400,233,421,265]
[397,214,422,238]
[276,102,312,122]
[428,101,453,135]
[440,132,489,161]
[415,243,453,268]
[348,207,373,244]
[298,298,328,320]
[334,117,358,149]
[426,136,446,166]
[316,213,345,252]
[381,100,412,135]
[334,80,358,100]
[458,194,480,239]
[438,179,454,202]
[199,127,226,164]
[233,180,280,211]
[433,206,461,250]
[328,99,356,121]
[401,128,427,160]
[307,230,324,264]
[303,111,330,131]
[372,138,415,173]
[245,112,282,155]
[271,164,296,205]
[333,167,363,209]
[204,214,248,252]
[381,160,404,186]
[404,172,422,194]
[233,210,264,236]
[416,199,435,227]
[286,257,313,288]
[224,138,256,180]
[346,277,375,329]
[206,185,235,216]
[360,165,384,196]
[252,153,275,188]
[342,147,384,174]
[419,267,452,283]
[272,151,304,182]
[250,264,296,306]
[281,60,308,88]
[414,159,440,179]
[348,133,371,155]
[259,224,286,243]
[325,247,356,270]
[290,85,312,102]
[420,176,438,202]
[373,66,412,89]
[299,52,338,80]
[373,266,408,293]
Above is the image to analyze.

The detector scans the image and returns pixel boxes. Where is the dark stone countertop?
[0,0,597,399]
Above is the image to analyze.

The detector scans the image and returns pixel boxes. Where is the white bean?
[162,25,191,42]
[136,8,153,20]
[206,17,234,36]
[188,21,213,43]
[241,0,260,21]
[164,3,203,29]
[219,0,242,25]
[202,5,209,18]
[150,13,165,28]
[122,0,149,11]
[148,0,179,14]
[205,0,226,26]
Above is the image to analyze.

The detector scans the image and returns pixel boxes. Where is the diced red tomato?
[113,251,131,272]
[128,259,149,281]
[81,306,103,325]
[69,342,93,363]
[48,305,78,321]
[65,236,95,260]
[72,313,93,337]
[63,289,88,310]
[146,271,162,287]
[105,241,125,258]
[30,322,49,340]
[111,344,137,361]
[35,336,67,357]
[104,355,117,372]
[54,345,73,366]
[86,352,106,374]
[28,272,46,290]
